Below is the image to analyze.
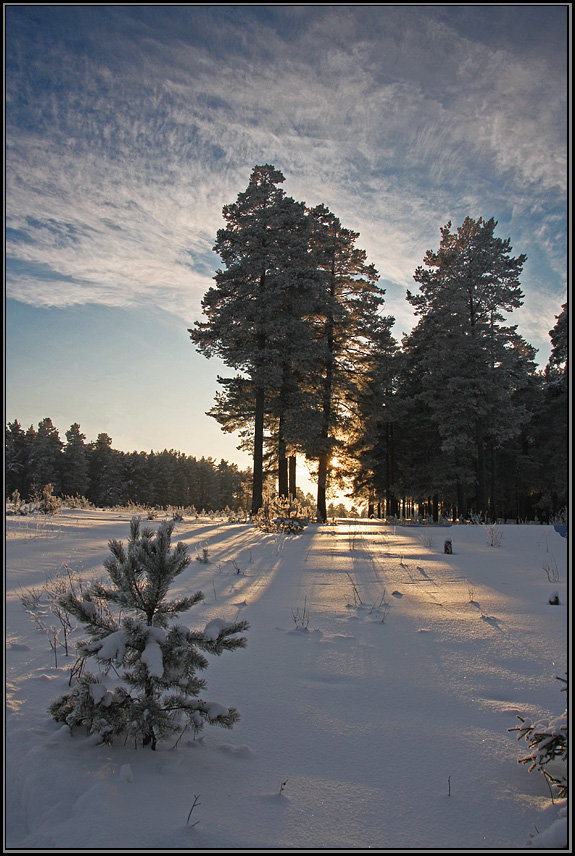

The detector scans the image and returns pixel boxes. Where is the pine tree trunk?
[277,365,290,499]
[278,457,288,498]
[277,407,289,498]
[317,452,328,523]
[385,422,394,516]
[457,481,465,520]
[142,676,157,750]
[288,455,297,498]
[489,440,497,522]
[251,385,265,514]
[476,422,488,516]
[317,264,335,524]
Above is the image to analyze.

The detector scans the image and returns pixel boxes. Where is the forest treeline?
[188,165,567,523]
[4,423,253,512]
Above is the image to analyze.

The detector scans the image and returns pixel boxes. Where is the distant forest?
[4,421,253,512]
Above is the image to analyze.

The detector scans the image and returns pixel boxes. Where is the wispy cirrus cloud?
[5,5,567,361]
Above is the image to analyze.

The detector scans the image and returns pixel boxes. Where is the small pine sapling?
[39,483,62,515]
[49,517,248,749]
[509,675,568,798]
[484,524,503,547]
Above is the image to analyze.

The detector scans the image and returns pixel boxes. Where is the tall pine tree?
[27,417,63,496]
[87,433,123,507]
[191,165,321,514]
[5,420,31,498]
[405,217,534,518]
[61,423,89,498]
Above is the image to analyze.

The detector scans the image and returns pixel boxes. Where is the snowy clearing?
[5,509,568,850]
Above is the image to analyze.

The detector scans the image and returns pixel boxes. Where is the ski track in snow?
[5,510,568,849]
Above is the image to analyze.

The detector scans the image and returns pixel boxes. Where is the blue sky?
[5,5,569,486]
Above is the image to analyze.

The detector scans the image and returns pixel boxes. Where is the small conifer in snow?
[509,675,568,797]
[49,517,248,749]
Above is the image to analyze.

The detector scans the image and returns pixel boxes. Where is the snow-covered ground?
[5,509,569,850]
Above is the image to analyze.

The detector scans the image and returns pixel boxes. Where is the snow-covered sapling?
[509,675,568,798]
[195,543,209,564]
[39,483,62,516]
[49,517,249,749]
[484,525,503,547]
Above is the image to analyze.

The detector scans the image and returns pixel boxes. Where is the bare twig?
[186,794,201,827]
[542,556,560,583]
[346,572,362,606]
[291,597,310,629]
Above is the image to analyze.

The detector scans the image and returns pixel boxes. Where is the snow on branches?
[509,674,568,798]
[49,517,248,749]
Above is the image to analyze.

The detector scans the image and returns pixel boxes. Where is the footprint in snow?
[218,743,255,759]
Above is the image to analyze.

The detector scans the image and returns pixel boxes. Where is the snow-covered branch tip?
[509,674,568,798]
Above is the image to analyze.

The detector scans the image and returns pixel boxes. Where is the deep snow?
[5,509,569,850]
